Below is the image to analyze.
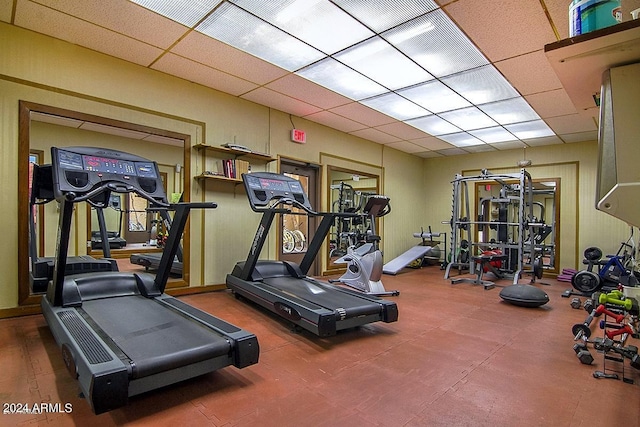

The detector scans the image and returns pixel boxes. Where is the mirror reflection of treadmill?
[226,172,398,337]
[28,163,118,294]
[40,146,259,414]
[129,208,183,276]
[90,196,127,249]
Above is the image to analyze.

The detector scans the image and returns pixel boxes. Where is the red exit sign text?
[291,129,306,144]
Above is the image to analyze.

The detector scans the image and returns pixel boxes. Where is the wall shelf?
[193,143,275,186]
[193,143,275,162]
[544,19,640,117]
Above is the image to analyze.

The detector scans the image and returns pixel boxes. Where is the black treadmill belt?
[261,276,382,317]
[82,296,231,378]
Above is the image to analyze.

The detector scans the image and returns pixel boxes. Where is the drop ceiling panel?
[542,0,572,40]
[559,131,598,143]
[15,0,163,67]
[0,1,12,22]
[241,87,323,117]
[303,111,367,133]
[495,50,563,95]
[463,143,496,153]
[384,140,426,153]
[409,136,455,151]
[490,140,526,150]
[31,111,83,128]
[265,74,353,110]
[523,135,565,146]
[329,103,397,127]
[170,31,289,85]
[142,134,184,146]
[374,122,430,140]
[36,0,190,49]
[79,122,150,139]
[349,128,400,144]
[545,113,597,135]
[414,150,443,158]
[442,0,557,61]
[436,147,469,156]
[152,53,259,96]
[525,89,577,118]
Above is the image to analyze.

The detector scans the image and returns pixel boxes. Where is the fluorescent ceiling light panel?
[399,80,471,113]
[505,120,555,139]
[438,132,484,147]
[384,10,488,78]
[441,65,520,105]
[361,92,430,120]
[197,2,324,71]
[131,0,221,27]
[334,37,433,90]
[438,107,497,131]
[469,126,518,143]
[230,0,374,54]
[297,57,387,100]
[331,0,439,32]
[478,97,541,125]
[405,114,460,136]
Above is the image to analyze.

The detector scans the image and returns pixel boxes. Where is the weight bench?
[451,253,508,290]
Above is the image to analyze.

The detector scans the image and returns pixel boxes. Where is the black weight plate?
[533,257,543,279]
[584,247,602,262]
[572,270,601,293]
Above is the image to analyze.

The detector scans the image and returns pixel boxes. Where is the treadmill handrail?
[62,180,170,208]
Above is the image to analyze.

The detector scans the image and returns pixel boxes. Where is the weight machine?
[444,168,554,286]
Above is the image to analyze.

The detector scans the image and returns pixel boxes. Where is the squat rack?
[444,168,545,284]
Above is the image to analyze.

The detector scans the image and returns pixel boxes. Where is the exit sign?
[291,129,306,144]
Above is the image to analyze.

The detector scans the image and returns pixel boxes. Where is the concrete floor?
[1,267,639,426]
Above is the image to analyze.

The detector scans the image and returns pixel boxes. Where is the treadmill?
[226,172,398,337]
[29,163,118,294]
[41,146,259,414]
[129,209,183,276]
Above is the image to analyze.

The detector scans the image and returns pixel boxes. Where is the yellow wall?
[0,22,631,311]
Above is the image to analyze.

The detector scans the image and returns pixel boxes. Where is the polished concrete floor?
[2,267,639,426]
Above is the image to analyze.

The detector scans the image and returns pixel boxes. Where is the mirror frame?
[325,165,380,275]
[18,101,191,306]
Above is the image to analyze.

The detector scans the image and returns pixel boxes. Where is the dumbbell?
[572,306,600,339]
[572,342,594,365]
[571,297,582,309]
[598,292,639,316]
[583,298,596,314]
[605,324,634,340]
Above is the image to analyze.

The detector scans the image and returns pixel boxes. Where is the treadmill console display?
[258,178,288,191]
[82,155,137,176]
[243,172,312,211]
[52,147,166,203]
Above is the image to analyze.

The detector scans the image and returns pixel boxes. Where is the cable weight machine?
[444,168,554,286]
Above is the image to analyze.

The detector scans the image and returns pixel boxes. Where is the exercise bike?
[330,195,399,296]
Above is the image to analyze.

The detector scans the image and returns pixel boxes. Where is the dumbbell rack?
[593,307,635,384]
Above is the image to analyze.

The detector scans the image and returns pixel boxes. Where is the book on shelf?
[211,158,250,179]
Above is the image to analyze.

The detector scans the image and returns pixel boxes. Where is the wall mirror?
[326,166,380,274]
[474,177,560,275]
[19,101,190,305]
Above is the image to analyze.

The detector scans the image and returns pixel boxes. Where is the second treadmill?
[226,172,398,337]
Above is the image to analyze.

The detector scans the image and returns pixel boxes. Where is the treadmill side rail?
[41,298,129,414]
